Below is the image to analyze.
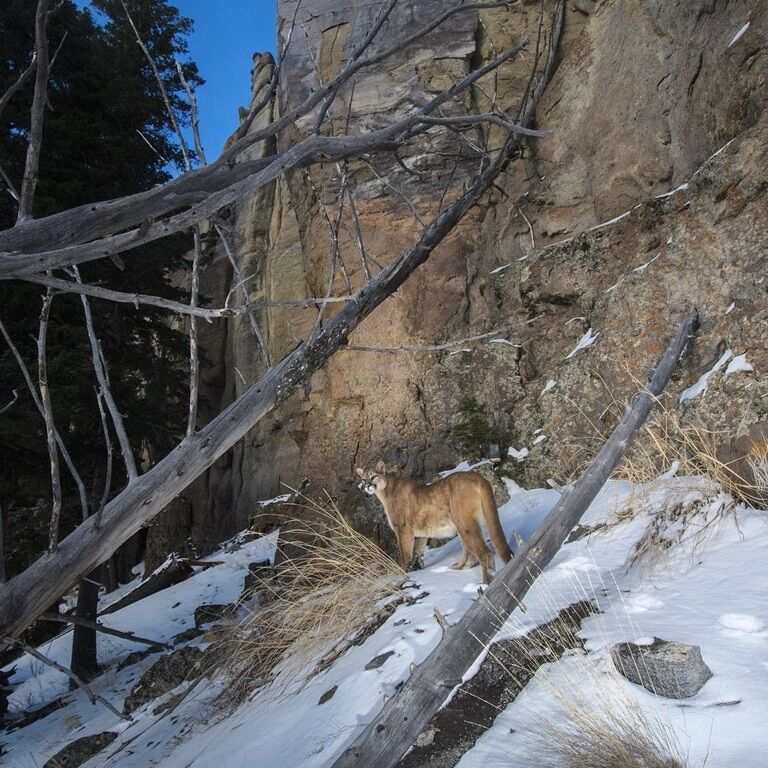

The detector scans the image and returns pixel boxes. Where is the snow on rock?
[725,353,754,376]
[728,21,750,47]
[507,445,529,461]
[566,327,599,359]
[541,379,557,395]
[680,349,733,402]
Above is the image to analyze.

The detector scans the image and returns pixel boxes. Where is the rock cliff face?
[146,0,767,569]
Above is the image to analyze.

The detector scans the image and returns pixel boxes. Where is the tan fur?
[356,462,513,583]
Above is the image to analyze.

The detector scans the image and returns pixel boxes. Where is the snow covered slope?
[3,478,768,767]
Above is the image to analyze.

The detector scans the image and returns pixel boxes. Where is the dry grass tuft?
[211,492,405,699]
[747,440,768,503]
[613,403,757,505]
[537,692,686,768]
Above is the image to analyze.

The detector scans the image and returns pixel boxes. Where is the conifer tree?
[0,0,203,669]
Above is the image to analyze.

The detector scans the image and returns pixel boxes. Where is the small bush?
[452,396,492,459]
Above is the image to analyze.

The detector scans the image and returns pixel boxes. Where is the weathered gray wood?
[332,310,698,768]
[0,40,527,278]
[41,611,171,649]
[16,0,51,222]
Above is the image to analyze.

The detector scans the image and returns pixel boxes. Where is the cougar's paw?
[450,560,465,571]
[412,556,425,571]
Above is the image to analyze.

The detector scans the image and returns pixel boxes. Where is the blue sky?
[76,0,278,159]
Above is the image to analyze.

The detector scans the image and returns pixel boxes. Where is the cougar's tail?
[479,478,513,563]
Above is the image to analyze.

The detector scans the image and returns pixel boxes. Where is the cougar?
[356,461,513,583]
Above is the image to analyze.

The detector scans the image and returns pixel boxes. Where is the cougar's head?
[355,460,389,495]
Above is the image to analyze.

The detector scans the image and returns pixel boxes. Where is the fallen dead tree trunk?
[332,309,698,768]
[0,22,554,644]
[98,555,194,616]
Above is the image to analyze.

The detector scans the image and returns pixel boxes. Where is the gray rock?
[365,650,395,670]
[123,646,203,714]
[44,731,117,768]
[612,638,713,699]
[194,603,235,628]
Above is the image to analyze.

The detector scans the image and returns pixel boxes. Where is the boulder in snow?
[611,637,712,699]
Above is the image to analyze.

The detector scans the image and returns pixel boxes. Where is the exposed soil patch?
[398,601,596,768]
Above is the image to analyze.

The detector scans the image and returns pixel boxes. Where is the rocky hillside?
[146,0,766,568]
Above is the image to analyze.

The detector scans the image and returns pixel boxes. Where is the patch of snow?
[680,349,733,402]
[720,613,764,634]
[725,302,736,315]
[565,316,587,325]
[728,21,750,47]
[588,208,634,232]
[533,434,547,445]
[257,493,292,506]
[566,328,599,359]
[632,253,661,272]
[726,353,753,376]
[446,348,472,356]
[655,183,689,199]
[693,138,738,178]
[507,446,529,462]
[489,338,521,347]
[490,263,511,274]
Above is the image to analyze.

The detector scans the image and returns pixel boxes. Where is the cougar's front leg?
[396,527,415,572]
[412,537,427,570]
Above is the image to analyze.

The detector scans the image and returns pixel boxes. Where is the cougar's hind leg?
[451,543,473,570]
[459,519,495,584]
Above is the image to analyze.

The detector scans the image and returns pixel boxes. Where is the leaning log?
[332,309,698,768]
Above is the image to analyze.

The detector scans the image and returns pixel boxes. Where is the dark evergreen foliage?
[0,0,202,578]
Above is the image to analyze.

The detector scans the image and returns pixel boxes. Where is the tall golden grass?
[212,491,405,699]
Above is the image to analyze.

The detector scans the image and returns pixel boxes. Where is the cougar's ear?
[375,459,386,473]
[355,467,365,478]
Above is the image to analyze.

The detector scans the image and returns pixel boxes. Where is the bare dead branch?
[37,286,63,552]
[25,271,234,318]
[342,322,536,353]
[214,224,272,368]
[175,60,206,165]
[17,0,52,222]
[120,0,191,171]
[0,389,18,416]
[0,27,528,272]
[40,611,171,649]
[343,181,373,280]
[186,230,202,436]
[0,163,20,203]
[72,266,138,481]
[11,639,130,721]
[0,53,37,120]
[361,160,427,228]
[421,113,550,137]
[0,318,88,519]
[94,388,113,528]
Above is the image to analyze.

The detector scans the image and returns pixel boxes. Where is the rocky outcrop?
[43,732,118,768]
[147,1,767,566]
